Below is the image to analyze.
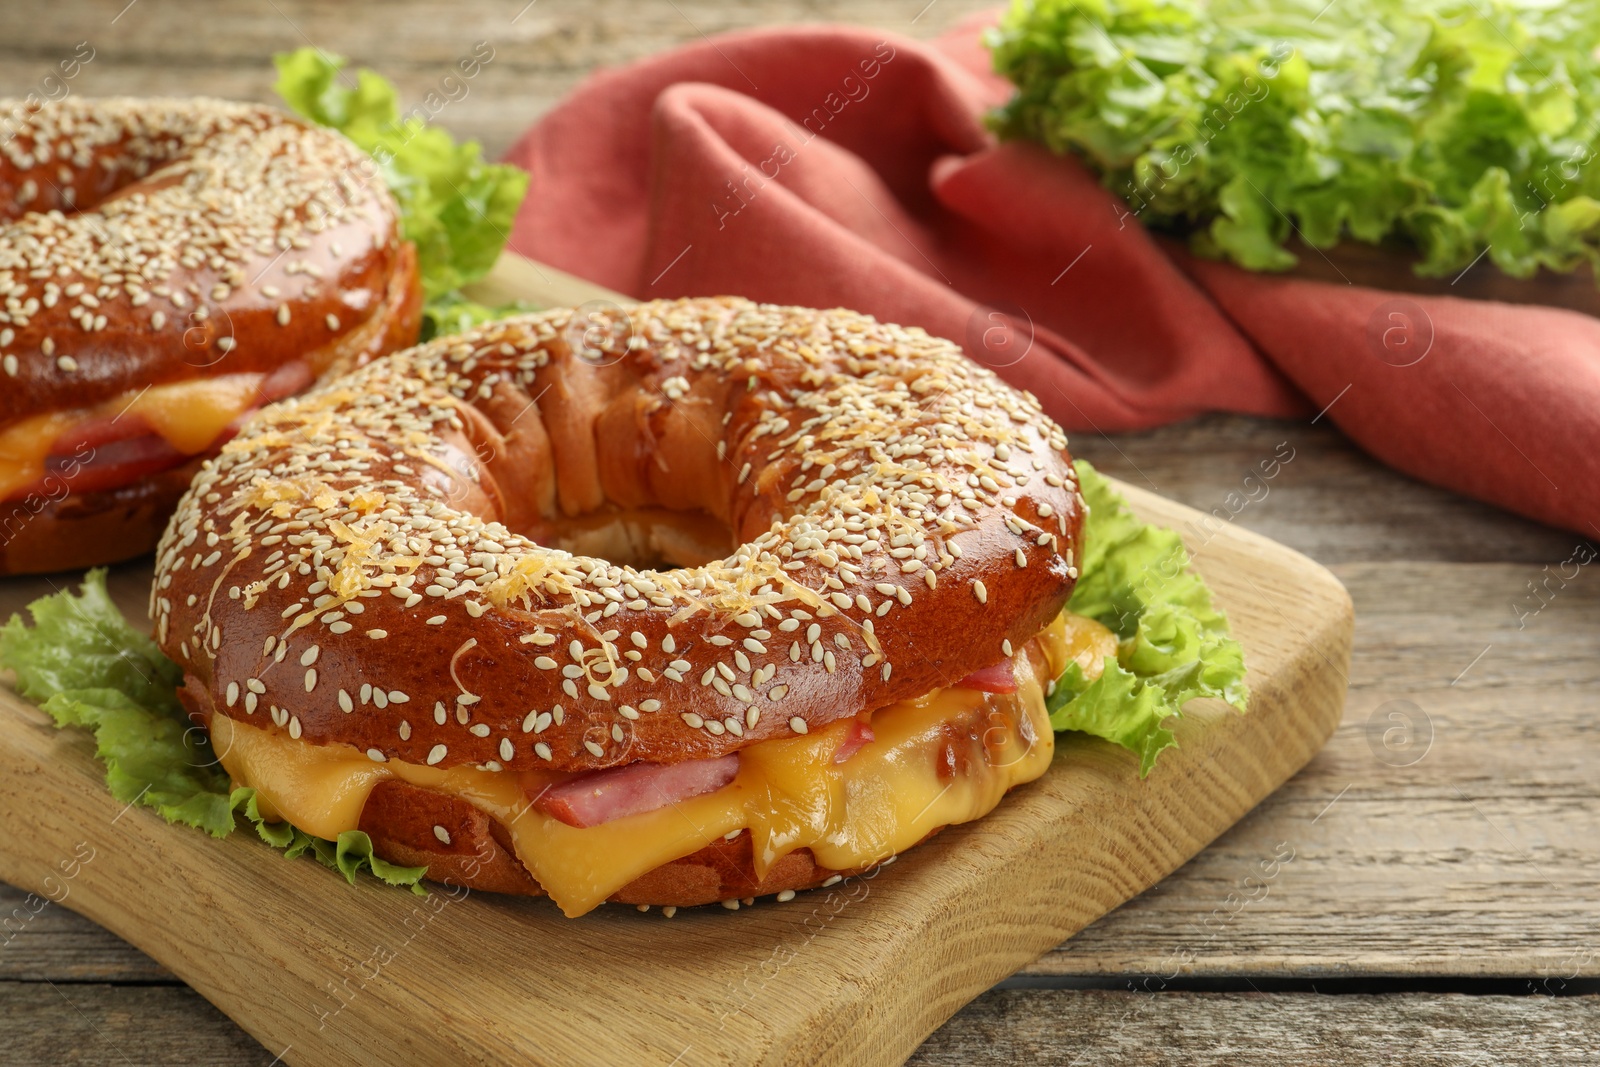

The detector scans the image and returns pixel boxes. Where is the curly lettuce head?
[989,0,1600,280]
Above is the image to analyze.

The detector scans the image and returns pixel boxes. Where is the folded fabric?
[504,14,1600,538]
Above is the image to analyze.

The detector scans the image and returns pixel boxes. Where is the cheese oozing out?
[210,613,1109,916]
[0,374,265,500]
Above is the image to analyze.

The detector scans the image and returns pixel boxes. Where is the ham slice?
[832,720,876,764]
[531,753,740,828]
[28,364,313,499]
[254,361,314,405]
[955,659,1018,694]
[50,411,156,454]
[42,433,189,495]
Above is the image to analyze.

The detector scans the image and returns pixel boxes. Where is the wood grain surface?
[910,988,1600,1066]
[3,1,1598,1063]
[6,984,1598,1067]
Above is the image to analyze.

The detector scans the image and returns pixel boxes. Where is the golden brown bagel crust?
[154,299,1084,773]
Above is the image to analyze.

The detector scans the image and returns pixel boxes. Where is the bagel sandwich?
[0,50,530,576]
[0,97,422,575]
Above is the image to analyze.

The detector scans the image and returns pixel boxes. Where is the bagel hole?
[527,507,734,571]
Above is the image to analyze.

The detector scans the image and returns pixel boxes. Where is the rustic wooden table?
[2,2,1597,1064]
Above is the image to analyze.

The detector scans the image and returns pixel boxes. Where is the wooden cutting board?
[0,256,1352,1067]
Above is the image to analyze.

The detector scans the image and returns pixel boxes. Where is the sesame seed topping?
[150,294,1080,771]
[3,97,396,453]
[433,825,452,845]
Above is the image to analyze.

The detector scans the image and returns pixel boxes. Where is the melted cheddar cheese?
[211,614,1099,917]
[0,412,80,500]
[0,374,264,500]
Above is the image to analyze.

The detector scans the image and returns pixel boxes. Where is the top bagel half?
[154,297,1085,772]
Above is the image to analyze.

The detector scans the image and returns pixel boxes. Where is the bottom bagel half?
[181,614,1107,916]
[0,457,206,575]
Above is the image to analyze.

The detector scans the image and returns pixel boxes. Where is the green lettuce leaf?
[988,0,1600,280]
[0,570,426,893]
[232,786,428,891]
[272,48,533,329]
[1049,461,1248,775]
[420,292,541,343]
[1,566,181,714]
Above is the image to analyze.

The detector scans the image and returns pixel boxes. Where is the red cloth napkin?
[504,16,1600,538]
